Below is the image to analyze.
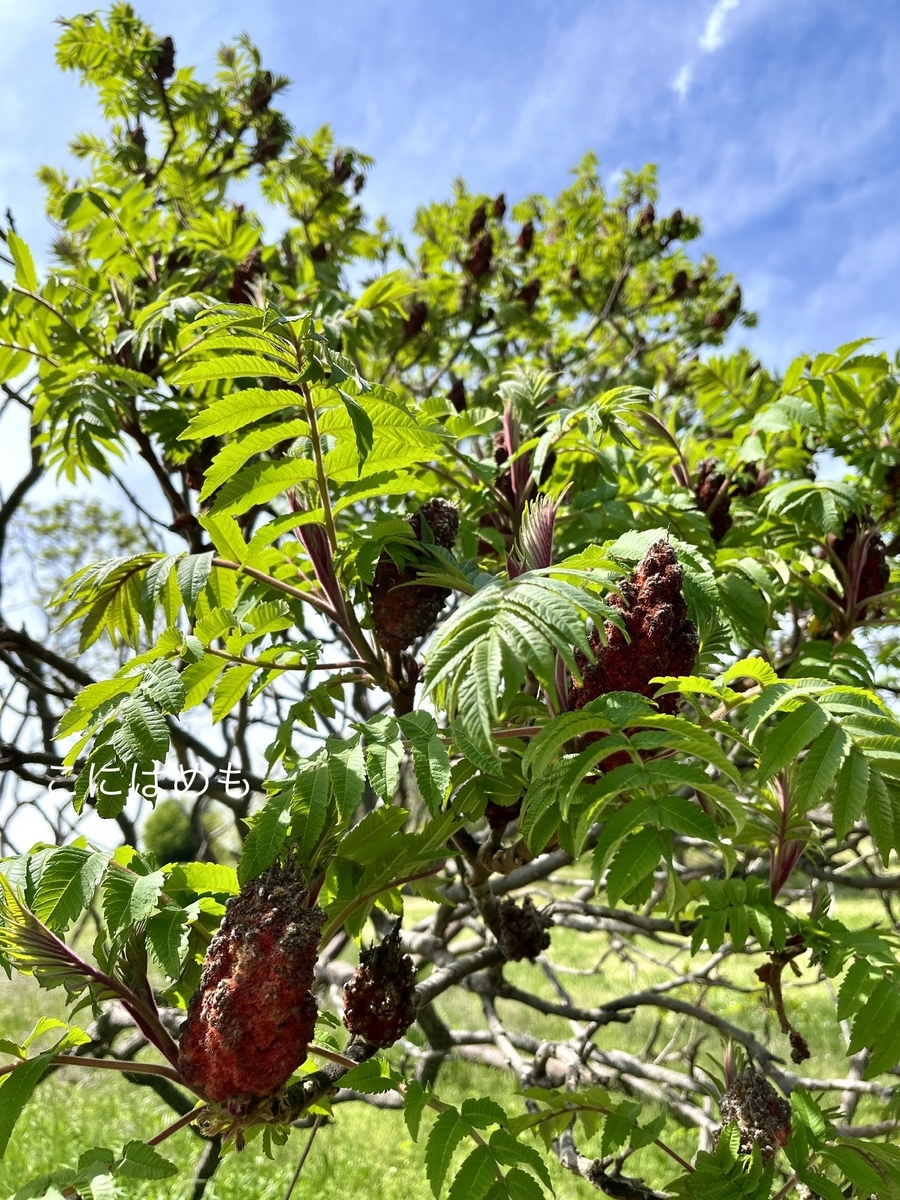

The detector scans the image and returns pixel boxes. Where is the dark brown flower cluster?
[370,498,459,654]
[178,861,324,1106]
[568,540,699,718]
[497,897,552,961]
[343,925,417,1048]
[718,1070,792,1161]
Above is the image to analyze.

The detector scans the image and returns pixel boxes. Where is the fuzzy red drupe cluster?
[342,925,417,1048]
[370,498,459,654]
[568,540,699,718]
[178,861,324,1105]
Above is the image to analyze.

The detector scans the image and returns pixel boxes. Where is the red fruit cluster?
[249,71,275,111]
[469,203,487,239]
[332,152,353,184]
[568,540,699,717]
[178,862,324,1105]
[497,897,552,962]
[152,36,175,83]
[828,515,890,614]
[370,499,459,654]
[448,376,467,413]
[343,925,417,1048]
[517,278,541,310]
[253,114,290,164]
[718,1070,791,1160]
[466,231,493,279]
[694,459,733,543]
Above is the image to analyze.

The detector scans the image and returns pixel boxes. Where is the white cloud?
[673,64,693,98]
[673,0,742,95]
[699,0,741,52]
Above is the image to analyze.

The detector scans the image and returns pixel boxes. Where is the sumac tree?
[2,7,900,1200]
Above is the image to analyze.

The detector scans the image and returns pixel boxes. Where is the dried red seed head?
[517,278,541,310]
[370,500,459,654]
[717,1070,792,1161]
[497,897,552,962]
[332,153,353,184]
[694,458,733,542]
[253,114,290,163]
[485,798,522,830]
[517,220,534,252]
[465,231,493,279]
[178,861,324,1105]
[249,71,275,111]
[828,515,890,608]
[228,248,265,303]
[153,36,175,82]
[469,203,488,239]
[449,376,467,413]
[568,540,698,723]
[342,925,417,1048]
[403,300,428,341]
[789,1030,811,1064]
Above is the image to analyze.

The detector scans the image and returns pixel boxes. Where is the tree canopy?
[2,7,900,1200]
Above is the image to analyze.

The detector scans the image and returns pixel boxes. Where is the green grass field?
[0,891,889,1199]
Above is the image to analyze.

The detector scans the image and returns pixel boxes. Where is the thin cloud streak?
[700,0,742,51]
[673,64,693,98]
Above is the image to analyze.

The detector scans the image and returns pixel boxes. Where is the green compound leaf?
[237,786,292,885]
[0,1048,57,1158]
[425,1109,468,1198]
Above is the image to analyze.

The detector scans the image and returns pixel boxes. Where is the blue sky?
[1,0,898,370]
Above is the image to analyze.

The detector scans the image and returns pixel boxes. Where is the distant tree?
[2,7,900,1200]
